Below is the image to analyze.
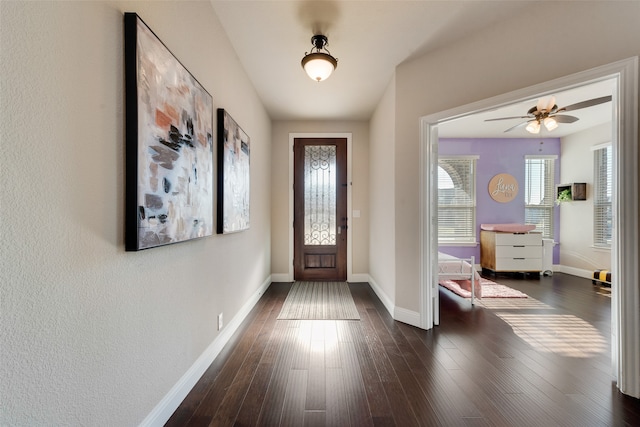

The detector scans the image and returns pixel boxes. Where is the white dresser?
[480,230,542,273]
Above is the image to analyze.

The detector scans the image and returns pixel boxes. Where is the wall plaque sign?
[488,173,518,203]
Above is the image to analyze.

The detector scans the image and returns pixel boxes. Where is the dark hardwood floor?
[166,273,640,426]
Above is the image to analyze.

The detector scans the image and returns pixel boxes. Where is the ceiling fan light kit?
[301,34,338,82]
[486,94,612,134]
[525,120,541,134]
[543,116,558,131]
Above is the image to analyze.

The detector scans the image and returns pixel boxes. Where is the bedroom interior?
[434,78,615,304]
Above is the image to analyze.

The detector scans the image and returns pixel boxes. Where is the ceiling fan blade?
[552,114,579,123]
[558,95,612,112]
[485,116,531,122]
[503,121,530,132]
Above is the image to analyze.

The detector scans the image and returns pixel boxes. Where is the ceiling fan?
[485,95,612,134]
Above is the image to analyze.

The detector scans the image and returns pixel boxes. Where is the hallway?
[167,275,640,426]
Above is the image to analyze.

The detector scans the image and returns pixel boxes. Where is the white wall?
[560,122,613,271]
[270,121,370,278]
[0,1,271,425]
[393,1,640,312]
[368,76,397,309]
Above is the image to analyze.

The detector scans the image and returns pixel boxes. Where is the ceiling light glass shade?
[544,116,558,131]
[526,120,541,134]
[301,52,337,82]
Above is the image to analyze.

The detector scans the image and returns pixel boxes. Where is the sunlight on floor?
[477,298,553,310]
[494,313,607,358]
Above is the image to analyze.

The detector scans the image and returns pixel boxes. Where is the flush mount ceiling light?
[301,35,338,82]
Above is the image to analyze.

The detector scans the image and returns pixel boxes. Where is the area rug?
[277,281,360,320]
[439,278,528,299]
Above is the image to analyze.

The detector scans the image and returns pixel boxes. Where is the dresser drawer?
[494,232,542,246]
[495,245,541,258]
[495,257,542,271]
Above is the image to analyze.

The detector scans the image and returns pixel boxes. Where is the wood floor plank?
[255,323,300,426]
[325,367,350,426]
[305,330,326,411]
[338,337,374,426]
[280,369,308,427]
[166,278,640,426]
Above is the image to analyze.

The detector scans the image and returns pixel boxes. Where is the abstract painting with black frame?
[217,109,250,234]
[124,13,214,250]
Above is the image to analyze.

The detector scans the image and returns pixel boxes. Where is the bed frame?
[438,254,478,305]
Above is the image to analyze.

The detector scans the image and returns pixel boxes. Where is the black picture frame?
[124,13,214,250]
[217,109,250,234]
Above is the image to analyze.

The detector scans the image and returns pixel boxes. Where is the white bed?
[438,252,481,304]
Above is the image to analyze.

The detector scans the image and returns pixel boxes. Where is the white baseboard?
[140,276,272,427]
[366,275,421,327]
[366,275,394,317]
[556,265,594,280]
[394,306,421,328]
[270,273,292,282]
[349,273,370,282]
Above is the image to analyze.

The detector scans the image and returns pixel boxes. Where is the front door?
[293,138,347,281]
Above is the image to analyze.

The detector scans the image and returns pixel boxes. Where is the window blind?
[525,157,555,239]
[593,145,612,247]
[438,158,476,242]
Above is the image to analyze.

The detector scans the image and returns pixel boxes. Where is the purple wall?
[438,137,560,264]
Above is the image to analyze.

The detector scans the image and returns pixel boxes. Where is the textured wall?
[560,122,613,271]
[393,1,640,312]
[368,76,397,303]
[0,1,271,425]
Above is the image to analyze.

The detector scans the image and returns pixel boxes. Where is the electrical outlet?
[217,313,223,330]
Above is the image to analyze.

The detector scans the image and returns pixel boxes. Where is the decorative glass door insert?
[304,145,337,245]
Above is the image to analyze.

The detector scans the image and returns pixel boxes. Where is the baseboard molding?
[366,275,394,317]
[349,273,370,282]
[270,273,291,283]
[556,265,594,280]
[394,306,421,328]
[140,276,272,427]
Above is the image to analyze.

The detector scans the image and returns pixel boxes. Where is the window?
[525,156,556,239]
[438,157,477,243]
[593,144,612,248]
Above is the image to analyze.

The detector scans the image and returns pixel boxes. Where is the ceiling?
[438,79,615,139]
[211,1,613,138]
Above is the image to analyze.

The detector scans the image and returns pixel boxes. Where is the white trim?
[612,57,639,398]
[140,276,273,427]
[367,275,421,327]
[367,275,395,317]
[348,273,370,283]
[524,154,558,159]
[557,265,595,280]
[394,307,421,328]
[438,241,478,247]
[420,57,639,398]
[419,120,440,329]
[288,133,353,282]
[270,273,292,283]
[591,141,612,151]
[439,155,480,160]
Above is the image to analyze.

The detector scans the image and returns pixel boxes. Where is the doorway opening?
[419,58,639,397]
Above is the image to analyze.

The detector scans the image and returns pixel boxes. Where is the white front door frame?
[419,57,639,398]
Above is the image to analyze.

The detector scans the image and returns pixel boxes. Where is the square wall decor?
[124,13,214,250]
